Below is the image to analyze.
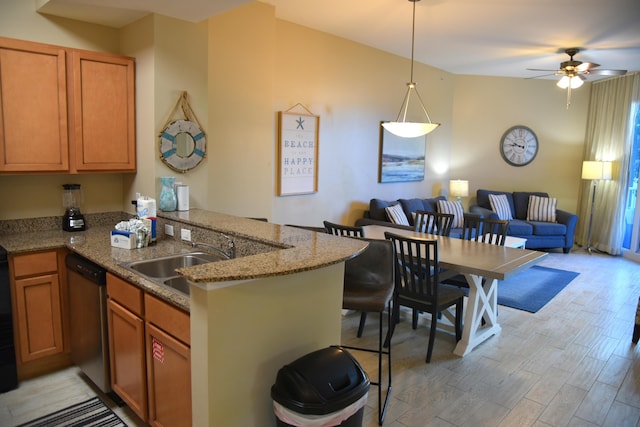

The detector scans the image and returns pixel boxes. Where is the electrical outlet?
[181,228,191,241]
[165,224,174,236]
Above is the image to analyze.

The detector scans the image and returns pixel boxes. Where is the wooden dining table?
[362,225,548,356]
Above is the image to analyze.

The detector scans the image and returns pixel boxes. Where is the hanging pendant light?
[382,0,440,138]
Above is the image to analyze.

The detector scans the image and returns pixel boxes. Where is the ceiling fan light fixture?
[557,75,584,89]
[384,0,440,138]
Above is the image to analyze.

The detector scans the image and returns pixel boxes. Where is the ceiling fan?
[527,48,628,108]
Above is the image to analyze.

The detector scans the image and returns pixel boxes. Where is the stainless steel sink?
[163,276,191,295]
[122,251,226,295]
[126,251,224,278]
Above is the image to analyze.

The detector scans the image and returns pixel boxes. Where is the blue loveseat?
[355,196,476,238]
[469,189,578,253]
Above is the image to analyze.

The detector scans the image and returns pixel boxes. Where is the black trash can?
[271,346,370,427]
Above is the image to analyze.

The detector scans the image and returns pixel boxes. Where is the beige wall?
[208,2,275,220]
[269,18,456,226]
[0,0,587,224]
[451,75,589,212]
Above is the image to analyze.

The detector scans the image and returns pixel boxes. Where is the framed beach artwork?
[378,123,426,183]
[276,105,319,196]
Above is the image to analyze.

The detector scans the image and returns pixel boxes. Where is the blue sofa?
[355,196,476,238]
[469,189,578,253]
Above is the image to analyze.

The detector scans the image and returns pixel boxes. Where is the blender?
[62,184,86,231]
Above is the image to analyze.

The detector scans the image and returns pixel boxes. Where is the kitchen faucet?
[192,234,235,260]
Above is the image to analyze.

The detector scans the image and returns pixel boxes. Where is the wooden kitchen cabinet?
[107,273,147,422]
[10,249,71,379]
[0,37,69,172]
[68,49,136,172]
[0,36,136,174]
[145,293,191,427]
[107,274,192,425]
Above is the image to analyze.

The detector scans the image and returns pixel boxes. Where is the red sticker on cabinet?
[152,337,164,363]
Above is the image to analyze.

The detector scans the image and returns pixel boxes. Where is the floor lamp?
[581,161,612,254]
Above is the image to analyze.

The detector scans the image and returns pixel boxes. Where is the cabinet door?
[146,323,192,427]
[0,37,69,172]
[69,50,136,172]
[107,299,147,422]
[13,273,64,362]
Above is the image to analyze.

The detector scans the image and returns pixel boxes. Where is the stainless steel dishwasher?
[66,253,110,393]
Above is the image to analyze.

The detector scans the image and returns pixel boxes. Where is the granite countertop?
[0,209,367,312]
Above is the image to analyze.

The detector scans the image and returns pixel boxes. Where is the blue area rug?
[495,265,579,313]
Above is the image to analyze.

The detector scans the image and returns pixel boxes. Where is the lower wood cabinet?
[146,323,191,427]
[107,298,148,422]
[10,249,71,379]
[106,273,191,426]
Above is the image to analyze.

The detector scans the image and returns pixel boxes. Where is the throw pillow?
[527,195,557,222]
[385,203,410,226]
[437,200,464,228]
[488,194,513,220]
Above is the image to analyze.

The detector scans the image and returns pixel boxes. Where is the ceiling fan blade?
[587,69,628,76]
[525,73,556,79]
[526,68,558,72]
[576,62,600,72]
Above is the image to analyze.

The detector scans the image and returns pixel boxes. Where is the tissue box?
[111,230,137,249]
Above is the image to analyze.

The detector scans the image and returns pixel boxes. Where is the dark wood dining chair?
[323,220,364,237]
[460,216,509,245]
[384,232,464,363]
[414,210,455,236]
[341,237,394,425]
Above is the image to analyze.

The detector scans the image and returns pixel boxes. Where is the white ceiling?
[36,0,640,81]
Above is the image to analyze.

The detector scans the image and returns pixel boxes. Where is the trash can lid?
[271,346,370,415]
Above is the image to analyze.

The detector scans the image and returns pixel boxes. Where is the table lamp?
[450,180,469,204]
[581,161,612,254]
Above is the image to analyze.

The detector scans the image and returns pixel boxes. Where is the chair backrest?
[344,238,394,292]
[323,220,364,237]
[414,210,454,236]
[461,216,509,245]
[384,231,440,302]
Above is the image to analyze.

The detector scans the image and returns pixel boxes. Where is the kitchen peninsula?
[0,209,367,426]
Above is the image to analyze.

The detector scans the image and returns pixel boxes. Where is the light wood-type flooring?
[1,248,640,426]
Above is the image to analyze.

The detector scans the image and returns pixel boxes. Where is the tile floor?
[345,248,640,426]
[1,248,640,426]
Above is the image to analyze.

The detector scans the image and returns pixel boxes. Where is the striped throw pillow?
[437,200,464,228]
[488,194,513,220]
[527,195,557,222]
[385,203,410,226]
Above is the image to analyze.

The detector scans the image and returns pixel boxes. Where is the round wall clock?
[499,125,538,166]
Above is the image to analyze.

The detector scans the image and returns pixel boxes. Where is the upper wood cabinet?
[68,50,136,172]
[0,38,69,172]
[0,37,136,174]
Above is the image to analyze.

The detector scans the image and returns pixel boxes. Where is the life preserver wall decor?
[159,92,207,173]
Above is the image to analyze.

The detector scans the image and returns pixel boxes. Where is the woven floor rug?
[17,396,127,427]
[493,265,579,313]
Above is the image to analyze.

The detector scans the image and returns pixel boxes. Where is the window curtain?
[579,72,640,255]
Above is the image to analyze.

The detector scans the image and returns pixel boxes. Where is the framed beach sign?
[378,123,426,183]
[277,105,319,196]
